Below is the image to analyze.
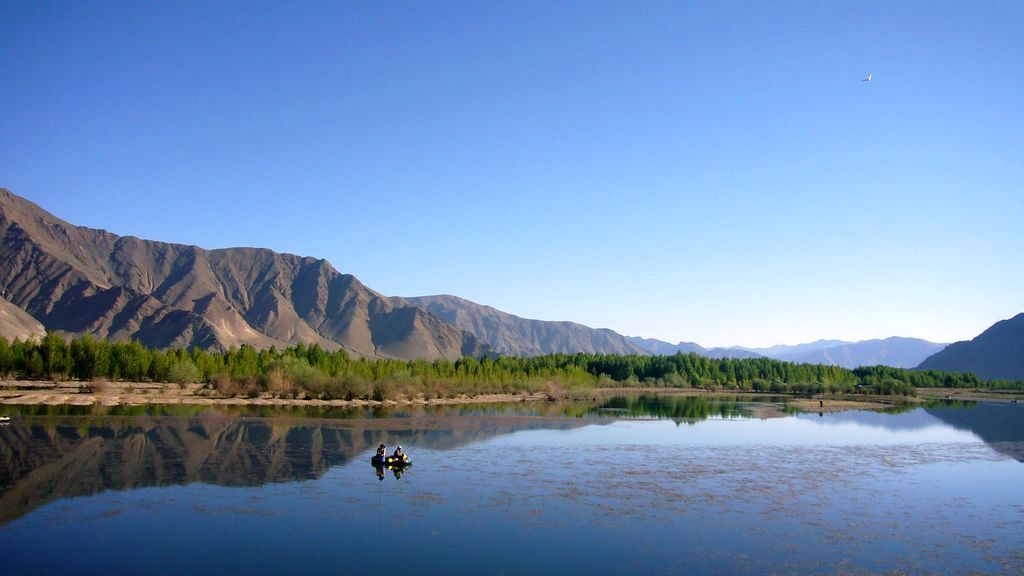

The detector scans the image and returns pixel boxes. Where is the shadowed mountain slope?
[917,313,1024,380]
[0,297,45,342]
[0,189,485,359]
[400,294,647,356]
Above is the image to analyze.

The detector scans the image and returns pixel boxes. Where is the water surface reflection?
[0,399,1021,575]
[0,404,604,523]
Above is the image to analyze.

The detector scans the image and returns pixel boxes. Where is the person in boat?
[391,445,405,461]
[375,444,387,463]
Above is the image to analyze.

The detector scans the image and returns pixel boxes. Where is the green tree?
[40,333,71,378]
[0,336,11,378]
[70,334,99,380]
[26,349,44,378]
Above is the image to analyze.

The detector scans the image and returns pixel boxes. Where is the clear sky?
[2,1,1021,347]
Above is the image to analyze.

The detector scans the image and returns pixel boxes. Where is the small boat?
[0,416,11,424]
[371,454,411,467]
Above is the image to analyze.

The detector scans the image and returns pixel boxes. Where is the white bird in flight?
[862,73,872,82]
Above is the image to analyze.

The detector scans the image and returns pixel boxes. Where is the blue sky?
[2,1,1021,347]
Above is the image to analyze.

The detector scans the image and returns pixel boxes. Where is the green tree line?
[1,334,1021,399]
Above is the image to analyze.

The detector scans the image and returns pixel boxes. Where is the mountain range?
[628,337,762,359]
[629,336,947,369]
[0,189,645,360]
[767,337,948,369]
[0,189,483,359]
[0,189,1019,378]
[741,339,851,360]
[400,294,646,356]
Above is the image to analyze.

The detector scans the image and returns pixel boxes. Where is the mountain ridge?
[627,337,762,359]
[631,336,948,368]
[0,189,1012,368]
[741,339,850,360]
[784,337,947,369]
[916,313,1024,380]
[0,188,485,360]
[400,294,647,356]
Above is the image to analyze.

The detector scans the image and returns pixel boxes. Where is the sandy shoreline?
[0,380,555,408]
[786,398,901,412]
[3,380,1018,411]
[914,387,1024,402]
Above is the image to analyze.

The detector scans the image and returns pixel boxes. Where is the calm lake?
[1,396,1022,575]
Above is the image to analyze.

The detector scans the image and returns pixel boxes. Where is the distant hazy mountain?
[401,294,647,356]
[704,347,763,359]
[917,313,1024,381]
[628,337,705,356]
[633,336,945,367]
[784,337,947,369]
[628,337,762,359]
[742,340,850,361]
[0,189,485,359]
[0,296,45,342]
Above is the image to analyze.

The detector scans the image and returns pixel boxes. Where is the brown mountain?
[0,189,485,359]
[0,296,45,342]
[399,294,647,356]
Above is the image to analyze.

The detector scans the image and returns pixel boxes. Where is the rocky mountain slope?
[0,189,484,359]
[401,294,647,356]
[917,313,1024,380]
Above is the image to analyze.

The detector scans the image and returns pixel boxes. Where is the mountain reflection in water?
[1,397,1021,527]
[0,404,599,524]
[791,399,1024,462]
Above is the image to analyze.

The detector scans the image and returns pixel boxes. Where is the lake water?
[1,396,1022,575]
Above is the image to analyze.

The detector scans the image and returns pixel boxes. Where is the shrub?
[346,374,372,399]
[371,381,394,402]
[213,374,242,397]
[264,368,297,398]
[167,359,202,385]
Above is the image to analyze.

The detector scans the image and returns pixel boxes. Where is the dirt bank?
[6,381,998,413]
[786,398,904,413]
[915,388,1024,402]
[0,380,552,407]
